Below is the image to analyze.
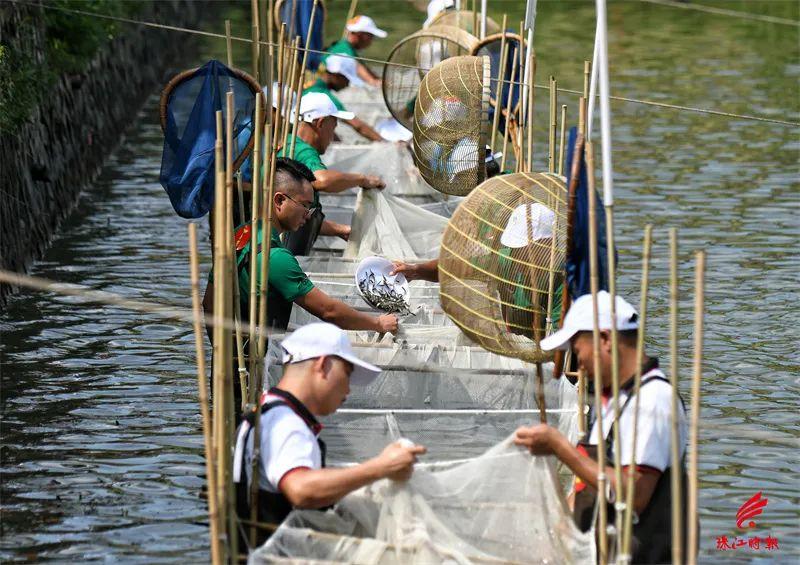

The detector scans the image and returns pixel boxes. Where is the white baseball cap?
[540,291,639,351]
[346,15,388,38]
[324,55,365,87]
[298,91,355,122]
[500,203,555,248]
[280,323,381,385]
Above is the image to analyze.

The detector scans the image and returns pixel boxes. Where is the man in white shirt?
[513,291,689,563]
[233,323,425,547]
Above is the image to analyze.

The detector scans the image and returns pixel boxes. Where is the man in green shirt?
[305,55,383,142]
[204,158,397,334]
[279,92,385,254]
[325,15,387,87]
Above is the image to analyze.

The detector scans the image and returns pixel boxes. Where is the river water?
[1,1,798,563]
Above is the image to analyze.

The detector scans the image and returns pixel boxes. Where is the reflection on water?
[1,2,798,562]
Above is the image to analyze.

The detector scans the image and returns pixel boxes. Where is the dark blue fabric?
[485,34,523,136]
[159,60,256,218]
[277,0,326,72]
[565,127,612,299]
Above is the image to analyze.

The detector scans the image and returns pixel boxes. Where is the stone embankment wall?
[0,1,209,306]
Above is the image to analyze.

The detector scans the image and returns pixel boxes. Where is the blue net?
[277,0,326,72]
[159,60,258,219]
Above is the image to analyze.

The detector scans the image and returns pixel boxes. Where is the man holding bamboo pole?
[514,291,689,564]
[233,323,426,547]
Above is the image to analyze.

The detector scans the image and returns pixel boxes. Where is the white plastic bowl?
[355,256,411,312]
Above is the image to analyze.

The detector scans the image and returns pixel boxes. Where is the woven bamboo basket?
[411,55,491,196]
[382,25,479,131]
[438,172,568,362]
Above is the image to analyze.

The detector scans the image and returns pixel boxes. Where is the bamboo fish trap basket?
[382,25,479,131]
[411,55,491,196]
[438,172,568,362]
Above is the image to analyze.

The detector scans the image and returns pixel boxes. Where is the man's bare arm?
[295,287,397,333]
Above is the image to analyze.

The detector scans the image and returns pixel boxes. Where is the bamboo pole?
[525,47,535,171]
[473,0,479,37]
[488,18,508,154]
[290,0,319,158]
[480,0,487,39]
[605,204,625,561]
[515,20,524,173]
[687,251,705,565]
[343,0,359,38]
[557,105,567,177]
[226,93,248,412]
[499,54,518,173]
[620,224,653,562]
[248,95,264,383]
[249,27,285,542]
[548,76,557,173]
[585,140,608,564]
[545,192,560,336]
[669,227,683,565]
[251,0,261,83]
[211,110,230,561]
[582,60,590,138]
[226,20,234,68]
[188,223,222,565]
[281,37,300,152]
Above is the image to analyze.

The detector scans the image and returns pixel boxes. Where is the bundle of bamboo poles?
[185,3,323,559]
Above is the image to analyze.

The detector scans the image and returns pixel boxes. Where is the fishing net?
[411,55,491,196]
[344,189,448,260]
[159,60,262,218]
[471,32,528,142]
[274,0,327,72]
[382,25,479,131]
[323,142,439,200]
[250,443,594,564]
[439,172,568,362]
[253,335,593,563]
[428,8,501,36]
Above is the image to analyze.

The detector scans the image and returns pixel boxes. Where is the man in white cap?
[234,323,426,546]
[513,291,689,563]
[279,92,385,254]
[305,55,384,142]
[325,15,387,87]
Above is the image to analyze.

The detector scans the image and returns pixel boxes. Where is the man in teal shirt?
[305,55,383,142]
[325,15,387,87]
[278,92,385,254]
[204,158,397,334]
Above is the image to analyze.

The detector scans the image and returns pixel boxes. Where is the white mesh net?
[249,437,594,564]
[344,190,448,260]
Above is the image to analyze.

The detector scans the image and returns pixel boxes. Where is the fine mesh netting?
[250,442,594,564]
[382,26,479,131]
[344,189,448,260]
[323,142,439,200]
[411,56,491,196]
[159,60,261,218]
[262,337,582,461]
[428,9,501,36]
[439,172,568,362]
[471,33,527,142]
[253,336,592,563]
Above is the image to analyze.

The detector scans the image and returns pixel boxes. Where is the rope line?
[11,0,799,128]
[640,0,800,27]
